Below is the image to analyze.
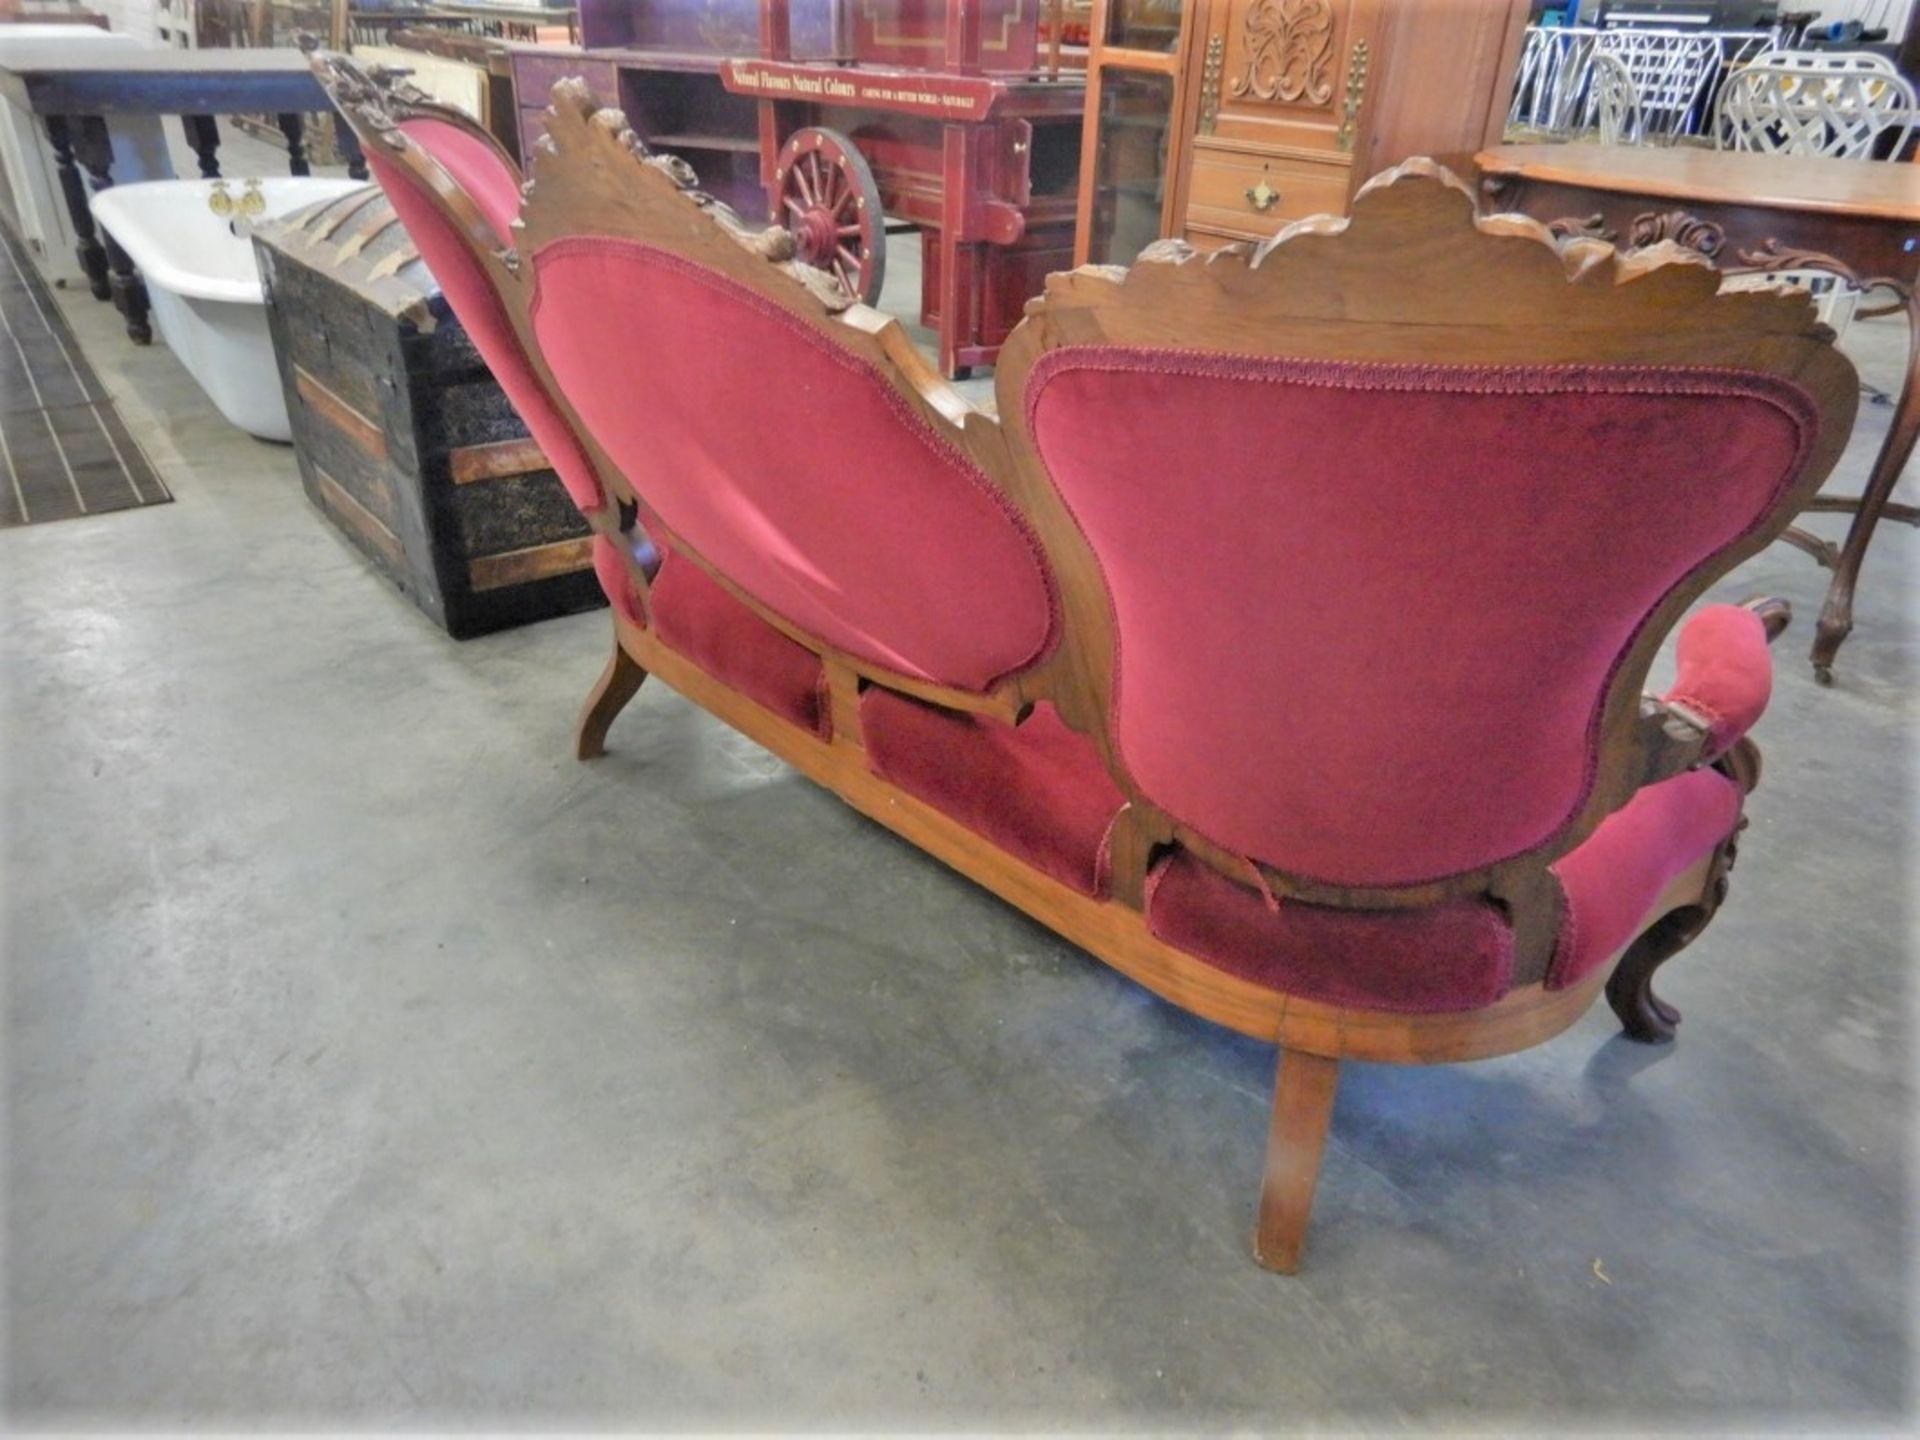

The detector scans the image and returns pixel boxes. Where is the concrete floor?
[1,165,1915,1427]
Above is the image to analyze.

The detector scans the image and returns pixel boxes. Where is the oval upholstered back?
[1025,351,1819,889]
[364,134,605,515]
[529,237,1056,693]
[394,116,523,244]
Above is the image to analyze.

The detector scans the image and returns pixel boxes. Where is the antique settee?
[313,50,1857,1272]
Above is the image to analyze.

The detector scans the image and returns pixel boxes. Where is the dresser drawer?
[1183,148,1354,242]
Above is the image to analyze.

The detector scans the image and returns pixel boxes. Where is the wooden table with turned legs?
[0,44,369,345]
[1477,143,1920,683]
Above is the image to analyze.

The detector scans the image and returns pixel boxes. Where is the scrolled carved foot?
[1605,905,1709,1044]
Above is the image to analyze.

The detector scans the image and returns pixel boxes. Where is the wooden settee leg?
[1605,901,1713,1044]
[1255,1048,1341,1274]
[576,640,647,760]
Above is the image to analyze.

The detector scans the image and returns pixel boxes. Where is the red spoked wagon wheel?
[774,126,886,306]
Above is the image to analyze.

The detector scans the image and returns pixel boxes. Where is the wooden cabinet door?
[1177,0,1382,241]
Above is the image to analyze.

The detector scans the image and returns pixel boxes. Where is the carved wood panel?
[1229,0,1337,107]
[1197,0,1377,155]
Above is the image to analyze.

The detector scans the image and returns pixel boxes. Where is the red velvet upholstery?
[1146,852,1518,1013]
[592,534,644,624]
[860,690,1126,897]
[395,116,522,245]
[1662,605,1774,759]
[650,551,825,734]
[529,237,1057,692]
[1141,766,1739,1014]
[365,153,605,515]
[1547,767,1742,990]
[1027,351,1817,888]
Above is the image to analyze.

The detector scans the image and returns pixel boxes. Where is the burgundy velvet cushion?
[1547,767,1742,990]
[395,116,522,245]
[1662,605,1773,759]
[529,237,1057,692]
[1144,765,1739,1012]
[592,534,644,624]
[1145,852,1517,1014]
[860,690,1126,898]
[649,551,825,734]
[1027,351,1816,888]
[365,153,605,515]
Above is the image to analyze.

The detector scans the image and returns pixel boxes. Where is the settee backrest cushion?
[1026,351,1817,888]
[394,116,521,245]
[364,150,604,515]
[528,236,1057,692]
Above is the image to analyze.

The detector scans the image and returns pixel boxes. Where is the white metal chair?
[1717,52,1916,336]
[1717,52,1917,159]
[1585,51,1645,145]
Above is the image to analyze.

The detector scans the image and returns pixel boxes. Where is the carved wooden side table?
[1477,142,1920,683]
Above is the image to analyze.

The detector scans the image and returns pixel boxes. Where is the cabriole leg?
[1255,1048,1341,1274]
[1605,905,1709,1044]
[576,639,646,760]
[1810,284,1920,684]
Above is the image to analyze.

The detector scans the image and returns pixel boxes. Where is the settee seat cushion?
[651,551,825,735]
[860,691,1126,898]
[1145,853,1518,1013]
[1142,766,1742,1014]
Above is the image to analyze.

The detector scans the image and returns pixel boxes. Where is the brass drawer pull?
[1246,178,1280,213]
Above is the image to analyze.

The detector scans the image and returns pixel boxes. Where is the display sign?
[721,59,1002,122]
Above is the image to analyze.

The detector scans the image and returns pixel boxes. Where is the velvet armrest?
[1657,600,1787,762]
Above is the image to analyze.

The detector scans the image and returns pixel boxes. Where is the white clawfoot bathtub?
[90,177,370,441]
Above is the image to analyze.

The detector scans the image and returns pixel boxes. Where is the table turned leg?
[276,113,310,176]
[182,114,221,178]
[44,115,110,301]
[74,117,150,345]
[1810,284,1920,684]
[334,114,368,182]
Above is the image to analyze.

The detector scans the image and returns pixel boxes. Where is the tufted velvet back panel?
[530,236,1057,692]
[1026,350,1817,888]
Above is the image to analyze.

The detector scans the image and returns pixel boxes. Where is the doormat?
[0,218,169,528]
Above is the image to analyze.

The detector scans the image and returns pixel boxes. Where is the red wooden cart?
[724,3,1083,376]
[514,1,1084,376]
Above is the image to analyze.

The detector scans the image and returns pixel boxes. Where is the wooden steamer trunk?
[255,188,604,638]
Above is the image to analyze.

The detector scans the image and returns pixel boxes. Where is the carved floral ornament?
[1230,0,1337,108]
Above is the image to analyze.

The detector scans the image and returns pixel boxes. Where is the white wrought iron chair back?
[1717,52,1918,159]
[1585,51,1644,145]
[1507,25,1778,143]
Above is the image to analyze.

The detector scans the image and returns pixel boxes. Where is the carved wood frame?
[311,54,1862,1270]
[311,48,1858,1029]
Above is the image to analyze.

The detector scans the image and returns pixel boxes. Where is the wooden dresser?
[1076,0,1531,265]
